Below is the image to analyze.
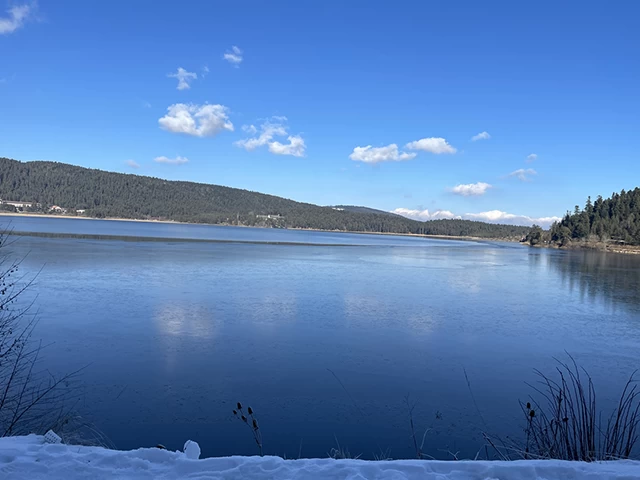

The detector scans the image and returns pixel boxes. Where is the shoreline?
[0,212,184,225]
[526,241,640,256]
[0,212,520,245]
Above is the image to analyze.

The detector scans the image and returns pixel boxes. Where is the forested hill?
[549,188,640,246]
[330,205,402,217]
[0,157,530,239]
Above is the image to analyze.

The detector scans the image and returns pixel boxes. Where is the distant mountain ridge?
[0,157,530,239]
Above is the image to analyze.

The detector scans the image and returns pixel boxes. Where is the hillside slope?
[0,158,530,238]
[331,205,404,217]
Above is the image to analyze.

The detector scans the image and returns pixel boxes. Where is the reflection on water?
[154,304,218,373]
[548,250,640,314]
[154,304,217,338]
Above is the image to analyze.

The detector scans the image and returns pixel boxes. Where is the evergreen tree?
[552,187,640,245]
[525,224,544,245]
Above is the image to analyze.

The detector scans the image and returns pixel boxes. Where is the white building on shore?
[0,199,34,210]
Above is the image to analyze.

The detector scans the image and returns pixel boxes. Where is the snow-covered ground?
[1,435,639,479]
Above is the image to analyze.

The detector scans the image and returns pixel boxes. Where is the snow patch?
[0,435,639,479]
[183,439,200,460]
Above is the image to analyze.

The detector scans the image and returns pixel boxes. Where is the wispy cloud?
[126,160,140,169]
[0,74,17,85]
[450,182,492,196]
[349,144,416,164]
[202,65,210,78]
[242,124,258,135]
[471,131,491,141]
[237,120,286,151]
[526,153,538,163]
[508,168,537,181]
[154,156,189,165]
[223,46,243,66]
[235,117,306,157]
[405,137,457,154]
[0,3,35,35]
[158,103,233,137]
[167,67,197,90]
[393,207,560,228]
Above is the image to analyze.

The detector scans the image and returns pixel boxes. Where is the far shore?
[3,212,638,254]
[0,211,184,225]
[0,212,521,244]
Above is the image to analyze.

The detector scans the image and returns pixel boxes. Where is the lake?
[2,215,640,459]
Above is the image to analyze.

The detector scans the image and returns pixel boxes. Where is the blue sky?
[1,1,639,226]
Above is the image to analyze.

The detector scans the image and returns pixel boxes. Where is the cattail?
[233,410,238,416]
[247,407,253,415]
[530,410,535,418]
[252,419,259,430]
[526,402,531,410]
[237,402,243,410]
[241,415,248,423]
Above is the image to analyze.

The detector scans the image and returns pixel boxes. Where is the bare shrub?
[232,402,263,456]
[0,232,81,438]
[521,356,639,461]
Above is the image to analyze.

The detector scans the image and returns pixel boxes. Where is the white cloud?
[508,168,537,181]
[464,210,561,228]
[126,160,140,169]
[167,67,197,90]
[154,156,189,165]
[391,208,459,221]
[405,137,457,154]
[158,103,233,137]
[526,153,538,163]
[142,101,151,108]
[223,46,243,66]
[393,207,561,228]
[269,135,306,157]
[349,144,416,164]
[202,65,209,77]
[235,117,305,157]
[0,3,33,35]
[471,131,491,141]
[450,182,492,196]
